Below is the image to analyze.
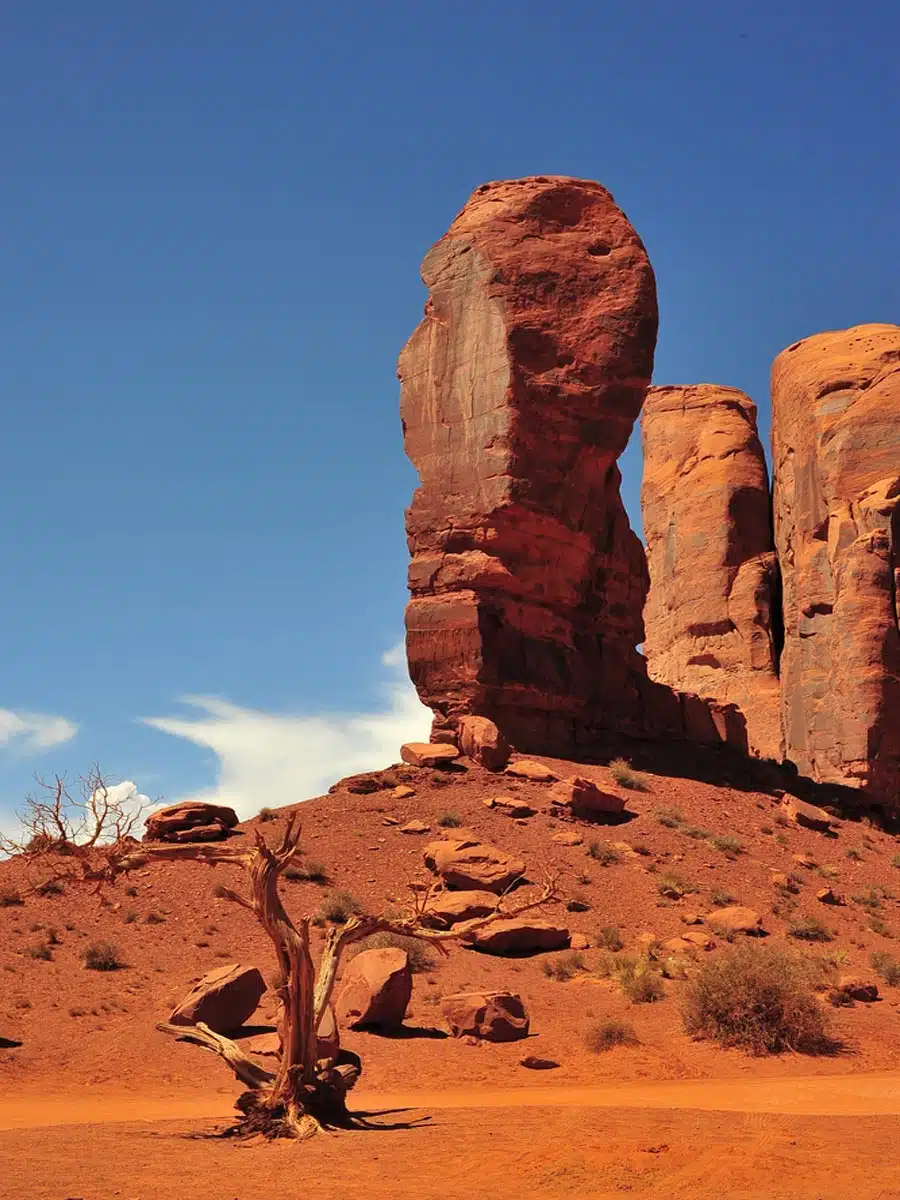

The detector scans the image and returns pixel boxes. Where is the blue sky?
[0,1,897,827]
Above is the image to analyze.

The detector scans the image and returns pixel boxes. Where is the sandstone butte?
[640,384,783,762]
[771,323,900,807]
[399,174,725,756]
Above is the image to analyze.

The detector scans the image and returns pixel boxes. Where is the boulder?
[835,975,879,1003]
[569,932,591,950]
[458,716,511,771]
[400,175,666,758]
[816,887,843,905]
[505,760,558,783]
[549,776,625,818]
[424,837,526,893]
[640,384,783,762]
[335,948,411,1031]
[400,742,460,768]
[169,963,265,1032]
[465,919,570,955]
[144,802,238,844]
[781,796,832,832]
[441,991,530,1042]
[420,889,499,929]
[706,906,763,937]
[772,323,900,808]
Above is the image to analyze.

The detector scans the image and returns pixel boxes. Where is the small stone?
[680,911,704,926]
[382,816,400,826]
[520,1056,560,1070]
[681,930,714,950]
[570,932,591,950]
[551,831,583,846]
[816,887,843,905]
[505,760,558,783]
[793,853,816,869]
[393,785,416,799]
[399,820,431,835]
[836,976,879,1003]
[491,795,536,818]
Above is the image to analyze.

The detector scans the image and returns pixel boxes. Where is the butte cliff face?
[640,385,783,761]
[399,176,663,753]
[771,324,900,803]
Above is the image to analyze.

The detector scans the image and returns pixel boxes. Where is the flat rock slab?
[466,919,570,955]
[505,761,558,783]
[400,742,460,768]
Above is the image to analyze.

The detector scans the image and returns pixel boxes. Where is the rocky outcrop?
[169,963,265,1032]
[400,174,679,756]
[144,802,238,843]
[772,324,900,805]
[641,385,783,761]
[335,948,412,1031]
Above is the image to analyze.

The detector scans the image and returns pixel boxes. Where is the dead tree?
[139,817,556,1140]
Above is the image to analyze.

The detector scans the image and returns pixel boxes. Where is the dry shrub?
[83,941,125,971]
[542,950,586,982]
[0,887,24,907]
[319,890,362,923]
[608,758,649,792]
[682,942,831,1054]
[584,1019,638,1052]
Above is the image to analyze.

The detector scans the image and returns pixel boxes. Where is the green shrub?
[788,916,833,943]
[615,955,665,1003]
[319,890,362,923]
[542,950,586,982]
[584,1019,638,1052]
[681,942,831,1054]
[597,925,623,951]
[587,841,620,866]
[437,812,462,828]
[608,758,649,792]
[82,942,125,971]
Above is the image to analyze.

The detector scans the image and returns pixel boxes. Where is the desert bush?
[657,871,698,898]
[681,942,830,1054]
[123,911,138,924]
[125,885,139,898]
[846,848,863,862]
[587,841,619,866]
[871,950,900,986]
[709,888,735,908]
[82,941,125,971]
[542,950,586,982]
[608,758,649,792]
[851,887,884,911]
[709,835,744,858]
[657,808,684,829]
[816,864,839,880]
[257,807,277,823]
[761,824,774,835]
[615,955,665,1003]
[584,1019,638,1052]
[145,910,167,925]
[891,854,900,869]
[788,916,833,942]
[682,825,712,841]
[437,812,462,828]
[284,860,329,884]
[630,841,652,856]
[566,893,591,913]
[26,942,53,961]
[352,930,435,973]
[0,887,23,907]
[319,890,362,923]
[597,925,623,952]
[869,916,893,938]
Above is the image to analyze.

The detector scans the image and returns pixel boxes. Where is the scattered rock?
[816,887,844,905]
[144,802,238,844]
[458,716,511,771]
[771,872,801,893]
[420,889,499,929]
[169,963,266,1033]
[551,830,584,846]
[382,816,400,826]
[706,906,763,937]
[793,853,816,869]
[681,930,714,950]
[400,742,460,769]
[393,785,416,799]
[549,776,625,818]
[399,820,431,835]
[570,932,591,950]
[505,760,559,783]
[781,796,832,832]
[335,948,411,1031]
[441,991,530,1042]
[424,837,526,893]
[489,795,536,818]
[520,1056,560,1070]
[680,911,705,926]
[466,919,570,955]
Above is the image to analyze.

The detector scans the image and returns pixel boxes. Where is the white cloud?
[143,642,432,819]
[0,709,77,753]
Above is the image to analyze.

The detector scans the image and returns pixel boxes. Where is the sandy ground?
[2,1078,900,1200]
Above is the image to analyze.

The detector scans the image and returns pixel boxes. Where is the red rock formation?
[640,385,783,761]
[399,175,675,754]
[772,323,900,806]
